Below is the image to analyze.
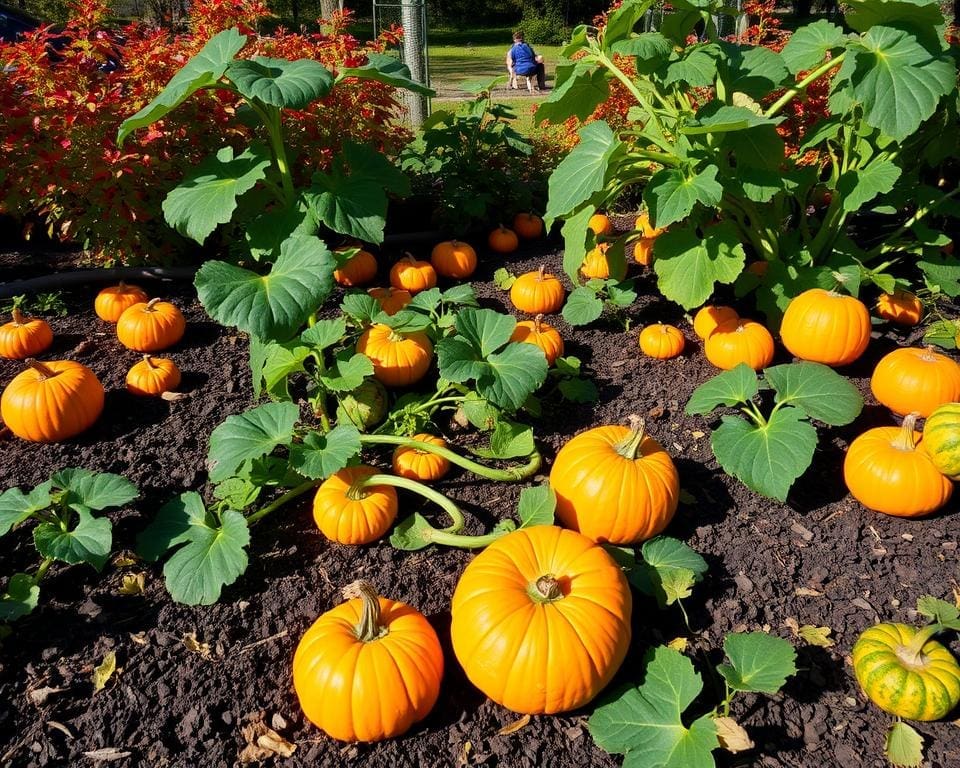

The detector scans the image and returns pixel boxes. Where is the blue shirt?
[509,42,537,75]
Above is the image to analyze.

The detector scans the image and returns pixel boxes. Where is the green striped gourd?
[922,402,960,479]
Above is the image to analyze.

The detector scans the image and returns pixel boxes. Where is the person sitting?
[506,31,545,91]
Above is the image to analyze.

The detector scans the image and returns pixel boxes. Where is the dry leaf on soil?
[667,636,688,652]
[182,632,211,657]
[118,573,145,596]
[28,686,66,706]
[497,714,531,736]
[83,747,132,762]
[239,720,297,763]
[714,716,755,753]
[92,651,117,692]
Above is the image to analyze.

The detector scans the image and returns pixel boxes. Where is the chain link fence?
[373,0,431,126]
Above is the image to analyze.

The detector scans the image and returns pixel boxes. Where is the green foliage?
[885,722,925,767]
[717,632,798,693]
[630,536,708,608]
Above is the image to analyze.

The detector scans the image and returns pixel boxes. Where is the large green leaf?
[653,222,746,310]
[885,721,924,768]
[662,45,721,87]
[562,286,605,326]
[34,507,112,571]
[0,482,52,536]
[561,206,596,283]
[765,363,863,426]
[245,199,317,262]
[716,43,789,98]
[252,339,311,400]
[479,342,550,411]
[919,254,960,297]
[195,235,335,341]
[631,537,709,608]
[137,492,208,562]
[454,308,516,358]
[535,64,611,126]
[319,352,374,393]
[685,364,759,414]
[780,20,847,74]
[603,0,655,51]
[227,56,333,109]
[837,159,902,212]
[117,28,247,145]
[163,145,272,245]
[0,573,40,622]
[207,402,300,483]
[545,121,624,226]
[717,632,797,693]
[644,166,723,229]
[516,484,556,528]
[845,0,946,50]
[50,469,138,511]
[611,32,673,61]
[337,52,434,95]
[288,425,361,480]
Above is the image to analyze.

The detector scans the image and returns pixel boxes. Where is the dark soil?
[0,239,958,768]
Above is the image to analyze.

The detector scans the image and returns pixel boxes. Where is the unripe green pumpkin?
[922,402,960,479]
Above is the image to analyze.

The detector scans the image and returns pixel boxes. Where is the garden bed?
[0,242,958,768]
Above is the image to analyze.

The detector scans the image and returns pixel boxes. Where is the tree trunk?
[320,0,338,18]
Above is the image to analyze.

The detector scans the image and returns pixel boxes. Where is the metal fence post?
[374,0,430,128]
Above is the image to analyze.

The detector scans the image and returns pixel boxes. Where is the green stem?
[33,557,54,584]
[871,187,960,257]
[900,623,944,664]
[264,107,295,204]
[423,527,512,549]
[742,400,768,427]
[359,435,542,481]
[765,51,847,119]
[246,480,317,525]
[360,473,465,533]
[595,51,672,152]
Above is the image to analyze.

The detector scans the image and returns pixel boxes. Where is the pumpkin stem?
[145,298,161,311]
[529,574,564,603]
[25,358,57,380]
[387,329,404,343]
[614,415,647,460]
[11,307,25,325]
[402,251,416,263]
[343,580,388,642]
[345,478,370,501]
[921,346,939,362]
[898,623,943,667]
[534,314,544,333]
[537,264,547,282]
[891,413,920,452]
[143,354,156,369]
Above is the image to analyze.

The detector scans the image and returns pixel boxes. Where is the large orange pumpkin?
[549,416,679,544]
[313,465,398,544]
[875,290,923,326]
[509,315,564,366]
[389,255,437,294]
[513,213,543,239]
[1,359,104,442]
[125,355,181,397]
[356,324,433,387]
[116,299,186,352]
[870,347,960,418]
[450,525,631,714]
[430,240,477,279]
[368,286,413,316]
[293,580,443,742]
[0,309,53,360]
[704,319,774,371]
[94,282,148,322]
[333,248,378,287]
[509,266,565,314]
[780,288,870,366]
[693,305,739,340]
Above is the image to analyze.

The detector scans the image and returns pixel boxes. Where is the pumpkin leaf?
[454,308,516,358]
[0,573,40,622]
[711,407,818,501]
[916,595,960,629]
[780,19,846,74]
[0,482,53,536]
[460,393,501,432]
[226,56,333,110]
[536,64,611,130]
[631,536,708,608]
[885,721,924,768]
[588,646,719,768]
[251,339,311,401]
[472,420,536,459]
[389,512,436,551]
[559,377,599,403]
[644,165,723,230]
[516,484,556,528]
[300,318,347,351]
[653,222,746,310]
[34,507,113,571]
[288,426,362,480]
[318,351,374,393]
[918,254,960,298]
[685,364,759,414]
[337,52,433,95]
[544,121,624,227]
[922,319,958,350]
[340,292,381,324]
[50,469,139,512]
[207,402,300,483]
[764,362,864,426]
[837,159,901,213]
[563,286,605,326]
[717,632,797,694]
[136,492,209,562]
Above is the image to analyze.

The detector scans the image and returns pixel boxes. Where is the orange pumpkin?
[368,286,412,316]
[588,212,614,236]
[634,211,664,238]
[125,355,181,397]
[870,347,960,418]
[639,323,685,359]
[392,434,450,482]
[581,243,627,281]
[843,413,952,518]
[693,305,739,340]
[550,416,679,544]
[513,212,543,239]
[430,240,477,279]
[509,315,564,366]
[0,309,53,360]
[116,298,186,352]
[356,324,433,387]
[488,225,519,254]
[875,290,924,326]
[333,248,378,287]
[313,465,398,544]
[293,580,443,741]
[1,359,104,442]
[509,266,565,314]
[780,288,870,366]
[389,254,437,294]
[94,282,148,323]
[450,525,631,714]
[705,319,774,370]
[632,237,655,266]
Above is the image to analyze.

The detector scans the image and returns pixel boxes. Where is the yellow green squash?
[922,402,960,479]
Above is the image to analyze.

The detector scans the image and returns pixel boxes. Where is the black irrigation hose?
[0,267,199,299]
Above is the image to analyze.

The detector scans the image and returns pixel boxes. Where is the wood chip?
[83,748,132,762]
[161,391,189,401]
[129,632,148,646]
[46,721,73,739]
[790,522,814,542]
[497,714,531,736]
[795,587,824,597]
[239,720,297,762]
[28,686,65,706]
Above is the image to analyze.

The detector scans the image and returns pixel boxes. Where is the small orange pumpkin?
[1,359,104,442]
[693,305,739,340]
[116,298,186,352]
[780,288,871,366]
[0,309,53,360]
[513,212,543,239]
[488,225,519,254]
[875,290,923,326]
[581,243,627,281]
[632,237,655,266]
[639,324,685,359]
[389,254,436,294]
[94,282,149,323]
[293,580,443,741]
[126,355,181,397]
[588,212,614,236]
[313,465,398,544]
[509,314,564,366]
[368,286,412,316]
[843,413,952,518]
[333,248,378,287]
[705,319,774,371]
[870,347,960,418]
[392,434,450,481]
[509,266,565,314]
[430,240,477,279]
[356,324,433,387]
[634,211,664,238]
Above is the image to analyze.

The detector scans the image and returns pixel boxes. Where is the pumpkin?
[392,434,450,481]
[870,347,960,418]
[357,324,433,387]
[293,580,443,741]
[843,413,952,518]
[126,355,181,397]
[549,416,679,544]
[389,254,437,294]
[1,359,104,442]
[705,319,774,371]
[367,286,412,316]
[333,248,378,287]
[588,212,614,236]
[779,288,870,366]
[430,240,477,279]
[875,289,923,326]
[509,315,564,366]
[116,298,186,352]
[336,379,388,429]
[94,282,148,323]
[922,402,960,479]
[313,465,398,544]
[692,305,739,340]
[632,237,655,266]
[513,212,543,239]
[509,266,565,314]
[450,525,631,714]
[852,622,960,721]
[634,211,664,238]
[639,323,685,359]
[580,243,627,281]
[488,225,519,254]
[0,309,53,360]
